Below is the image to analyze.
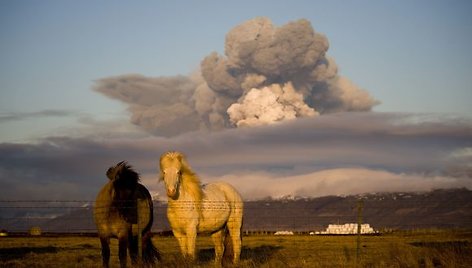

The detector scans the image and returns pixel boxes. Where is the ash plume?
[94,17,378,135]
[227,83,317,127]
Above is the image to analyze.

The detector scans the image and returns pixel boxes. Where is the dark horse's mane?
[111,162,142,221]
[111,161,141,189]
[119,162,140,181]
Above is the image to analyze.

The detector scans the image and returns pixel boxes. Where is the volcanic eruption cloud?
[94,17,378,136]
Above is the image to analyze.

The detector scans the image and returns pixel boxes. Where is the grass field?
[1,229,471,267]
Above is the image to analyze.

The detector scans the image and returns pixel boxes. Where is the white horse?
[159,151,243,265]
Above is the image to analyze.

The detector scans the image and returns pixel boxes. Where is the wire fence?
[1,199,471,267]
[0,199,471,234]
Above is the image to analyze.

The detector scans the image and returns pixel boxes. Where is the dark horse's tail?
[128,230,160,266]
[142,187,161,265]
[143,231,161,265]
[136,184,161,266]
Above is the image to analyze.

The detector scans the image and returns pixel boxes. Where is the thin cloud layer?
[0,109,78,123]
[0,113,470,200]
[94,17,378,136]
[209,168,472,200]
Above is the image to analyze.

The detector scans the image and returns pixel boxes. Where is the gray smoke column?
[93,74,201,136]
[94,17,378,135]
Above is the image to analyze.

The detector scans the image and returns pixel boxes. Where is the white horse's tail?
[223,214,243,265]
[223,226,234,264]
[217,183,243,265]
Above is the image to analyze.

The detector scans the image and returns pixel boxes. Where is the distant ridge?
[240,188,472,231]
[1,188,470,233]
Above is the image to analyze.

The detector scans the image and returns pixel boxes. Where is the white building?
[274,230,294,235]
[316,223,377,235]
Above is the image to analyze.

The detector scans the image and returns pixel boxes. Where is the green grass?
[1,230,471,267]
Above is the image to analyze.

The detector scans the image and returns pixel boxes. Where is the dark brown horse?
[94,161,160,268]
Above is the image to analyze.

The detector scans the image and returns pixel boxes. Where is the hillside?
[241,188,472,231]
[1,188,470,233]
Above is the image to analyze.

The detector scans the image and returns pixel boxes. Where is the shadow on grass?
[241,245,283,265]
[0,243,97,262]
[196,245,283,266]
[409,241,471,267]
[0,246,58,261]
[409,240,470,253]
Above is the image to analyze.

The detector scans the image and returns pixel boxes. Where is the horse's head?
[159,151,186,199]
[106,161,140,201]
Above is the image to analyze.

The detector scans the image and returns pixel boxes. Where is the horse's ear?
[106,167,114,180]
[117,161,126,167]
[119,161,128,170]
[116,161,127,178]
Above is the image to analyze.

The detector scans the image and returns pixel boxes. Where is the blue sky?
[1,1,472,141]
[0,1,471,200]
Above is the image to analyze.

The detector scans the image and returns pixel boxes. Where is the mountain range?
[1,188,470,233]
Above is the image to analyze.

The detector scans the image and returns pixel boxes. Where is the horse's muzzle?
[167,189,177,198]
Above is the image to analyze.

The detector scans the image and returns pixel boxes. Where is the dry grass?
[0,229,471,267]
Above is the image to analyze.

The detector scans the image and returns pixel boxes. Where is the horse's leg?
[118,237,128,268]
[186,226,197,262]
[227,217,242,264]
[128,233,138,266]
[99,236,110,268]
[184,221,198,262]
[211,229,225,266]
[173,230,188,259]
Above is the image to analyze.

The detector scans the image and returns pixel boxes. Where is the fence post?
[356,198,363,266]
